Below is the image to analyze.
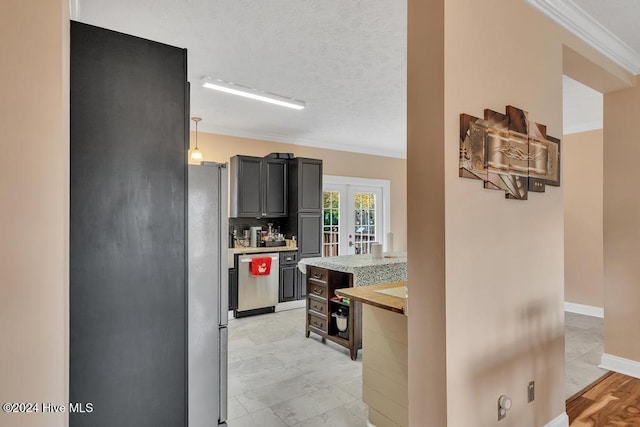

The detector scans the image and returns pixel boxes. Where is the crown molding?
[526,0,640,74]
[197,123,407,159]
[69,0,79,20]
[293,137,406,159]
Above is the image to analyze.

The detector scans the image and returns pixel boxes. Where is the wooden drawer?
[308,295,328,316]
[280,251,298,264]
[307,280,327,300]
[307,266,328,283]
[308,312,328,333]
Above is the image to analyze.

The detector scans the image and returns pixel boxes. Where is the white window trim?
[323,175,392,251]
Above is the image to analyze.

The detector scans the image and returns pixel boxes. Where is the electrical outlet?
[528,381,535,403]
[498,395,511,421]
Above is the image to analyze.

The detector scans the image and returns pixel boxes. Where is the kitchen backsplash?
[228,218,287,247]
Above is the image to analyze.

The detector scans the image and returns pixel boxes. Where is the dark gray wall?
[70,22,187,427]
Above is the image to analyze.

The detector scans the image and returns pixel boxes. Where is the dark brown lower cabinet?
[297,268,307,300]
[279,251,298,302]
[305,266,362,360]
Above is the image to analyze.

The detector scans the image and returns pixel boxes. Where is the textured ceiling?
[76,1,629,158]
[572,0,640,54]
[76,0,408,158]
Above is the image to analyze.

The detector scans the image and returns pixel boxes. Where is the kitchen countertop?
[336,281,407,315]
[298,252,407,287]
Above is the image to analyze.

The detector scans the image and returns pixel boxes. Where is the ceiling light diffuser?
[201,77,305,110]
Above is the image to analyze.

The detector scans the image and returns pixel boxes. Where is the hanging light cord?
[194,119,199,150]
[190,117,203,161]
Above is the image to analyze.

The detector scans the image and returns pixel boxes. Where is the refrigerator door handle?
[219,326,228,424]
[219,164,229,327]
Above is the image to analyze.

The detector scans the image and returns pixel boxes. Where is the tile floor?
[227,308,368,427]
[227,309,606,425]
[564,312,607,398]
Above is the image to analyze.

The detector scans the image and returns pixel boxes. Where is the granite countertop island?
[298,252,407,287]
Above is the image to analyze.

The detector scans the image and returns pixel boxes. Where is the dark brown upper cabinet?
[287,158,323,259]
[230,155,288,218]
[290,158,323,212]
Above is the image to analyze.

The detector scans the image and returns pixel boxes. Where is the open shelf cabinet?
[305,266,362,360]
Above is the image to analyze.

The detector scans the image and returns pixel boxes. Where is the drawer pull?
[313,320,322,327]
[312,272,321,279]
[313,288,322,295]
[313,304,323,312]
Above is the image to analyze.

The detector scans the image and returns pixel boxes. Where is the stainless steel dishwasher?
[237,253,279,316]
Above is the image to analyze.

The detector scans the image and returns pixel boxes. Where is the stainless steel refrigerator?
[188,162,228,426]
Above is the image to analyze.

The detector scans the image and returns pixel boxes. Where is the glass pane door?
[322,181,384,257]
[322,190,341,256]
[353,191,376,255]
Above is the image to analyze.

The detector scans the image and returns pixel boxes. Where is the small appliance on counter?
[232,229,251,248]
[332,307,349,339]
[249,226,261,247]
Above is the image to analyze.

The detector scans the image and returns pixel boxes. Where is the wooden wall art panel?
[459,105,560,200]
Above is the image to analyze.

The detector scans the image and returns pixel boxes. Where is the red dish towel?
[250,257,272,276]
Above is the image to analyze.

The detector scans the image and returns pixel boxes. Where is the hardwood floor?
[567,372,640,426]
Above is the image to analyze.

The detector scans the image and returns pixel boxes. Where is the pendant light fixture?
[190,117,203,162]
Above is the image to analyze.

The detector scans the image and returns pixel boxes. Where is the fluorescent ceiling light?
[201,77,305,110]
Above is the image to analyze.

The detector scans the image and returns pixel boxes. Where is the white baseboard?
[544,412,569,427]
[275,300,305,312]
[564,302,604,318]
[600,353,640,379]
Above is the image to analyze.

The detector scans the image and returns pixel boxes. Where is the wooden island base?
[304,266,362,360]
[336,282,408,427]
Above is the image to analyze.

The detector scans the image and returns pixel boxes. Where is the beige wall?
[0,1,69,426]
[443,1,564,425]
[603,84,640,361]
[564,129,604,308]
[408,0,632,425]
[406,0,447,424]
[191,132,408,251]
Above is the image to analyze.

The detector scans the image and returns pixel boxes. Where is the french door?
[322,177,389,256]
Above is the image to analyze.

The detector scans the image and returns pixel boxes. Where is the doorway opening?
[562,74,607,399]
